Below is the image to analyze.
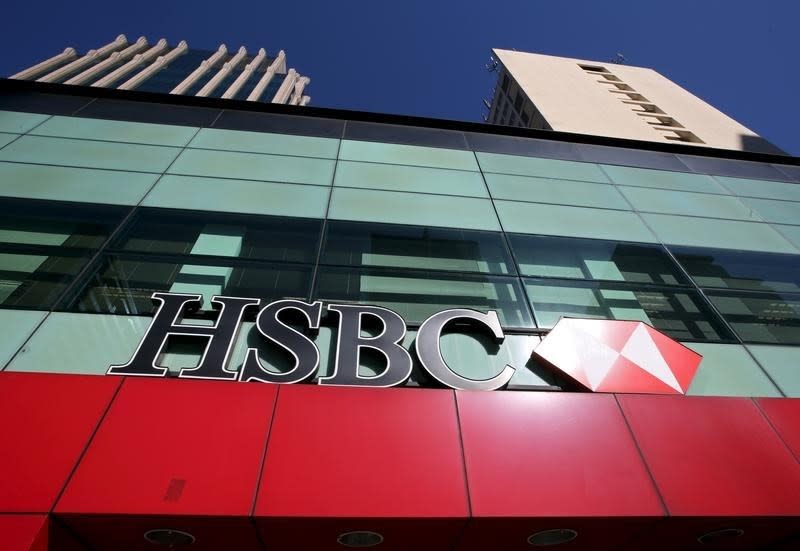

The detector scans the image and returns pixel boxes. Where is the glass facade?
[1,87,799,396]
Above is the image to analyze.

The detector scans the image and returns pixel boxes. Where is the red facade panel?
[757,397,800,462]
[457,391,664,517]
[255,385,468,550]
[456,391,664,550]
[0,514,49,551]
[618,394,800,517]
[56,377,276,517]
[0,372,121,513]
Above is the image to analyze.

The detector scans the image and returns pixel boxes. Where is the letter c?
[415,309,515,391]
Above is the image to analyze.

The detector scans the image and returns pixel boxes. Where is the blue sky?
[2,1,798,154]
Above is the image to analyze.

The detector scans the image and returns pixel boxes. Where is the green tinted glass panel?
[189,128,339,159]
[0,110,49,133]
[339,140,478,171]
[31,116,198,146]
[619,186,759,220]
[496,201,656,242]
[316,267,533,328]
[5,312,150,375]
[525,279,733,341]
[775,225,800,251]
[8,315,262,377]
[0,162,158,205]
[0,135,180,173]
[603,165,727,194]
[715,176,800,201]
[143,175,330,218]
[70,257,313,315]
[670,246,800,293]
[705,291,800,345]
[322,221,514,274]
[334,160,488,197]
[738,197,800,225]
[0,309,46,369]
[115,209,321,264]
[0,199,125,249]
[0,250,90,309]
[641,213,798,254]
[486,173,628,209]
[167,148,335,186]
[477,152,608,183]
[747,345,800,397]
[508,234,687,284]
[684,343,780,397]
[0,133,17,149]
[329,188,500,231]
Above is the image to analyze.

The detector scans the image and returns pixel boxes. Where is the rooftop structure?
[487,49,783,154]
[9,34,310,104]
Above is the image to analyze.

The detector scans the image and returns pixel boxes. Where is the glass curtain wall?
[1,91,799,394]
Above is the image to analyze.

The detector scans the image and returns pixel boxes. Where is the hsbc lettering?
[108,292,516,391]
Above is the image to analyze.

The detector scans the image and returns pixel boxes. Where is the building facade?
[487,50,783,154]
[9,35,310,105]
[1,77,800,550]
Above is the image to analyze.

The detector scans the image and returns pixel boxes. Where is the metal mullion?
[308,122,344,304]
[47,205,140,312]
[519,274,694,292]
[0,242,95,257]
[103,249,315,272]
[314,260,519,281]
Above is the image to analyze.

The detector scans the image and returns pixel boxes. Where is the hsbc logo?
[533,318,702,394]
[109,292,701,394]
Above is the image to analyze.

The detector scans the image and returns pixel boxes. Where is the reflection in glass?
[677,155,788,181]
[0,199,127,309]
[509,234,687,284]
[114,209,321,263]
[0,199,125,249]
[322,221,515,274]
[0,251,90,309]
[344,121,469,150]
[69,256,312,315]
[464,132,580,161]
[705,291,800,345]
[315,267,533,328]
[525,279,733,342]
[671,246,800,293]
[212,110,345,139]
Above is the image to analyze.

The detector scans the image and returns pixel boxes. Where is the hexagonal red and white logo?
[533,318,702,394]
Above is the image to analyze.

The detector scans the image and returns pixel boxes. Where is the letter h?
[108,292,260,380]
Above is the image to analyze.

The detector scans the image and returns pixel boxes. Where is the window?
[0,199,127,310]
[70,256,312,315]
[705,290,800,345]
[525,279,734,342]
[578,64,609,73]
[509,235,688,285]
[315,266,533,329]
[62,208,321,315]
[671,246,800,293]
[322,221,515,275]
[114,209,321,263]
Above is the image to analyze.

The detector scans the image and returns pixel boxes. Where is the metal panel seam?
[612,394,670,517]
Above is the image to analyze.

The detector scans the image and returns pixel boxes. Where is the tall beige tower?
[9,34,311,105]
[487,49,782,154]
